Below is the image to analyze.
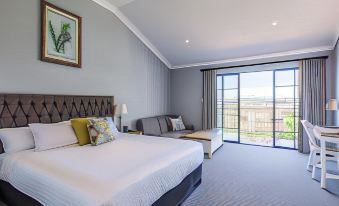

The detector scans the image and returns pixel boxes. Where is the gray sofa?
[136,115,194,138]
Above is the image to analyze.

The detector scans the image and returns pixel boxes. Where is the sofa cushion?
[139,118,162,136]
[157,116,169,133]
[159,130,194,139]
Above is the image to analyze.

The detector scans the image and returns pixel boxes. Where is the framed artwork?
[41,0,82,68]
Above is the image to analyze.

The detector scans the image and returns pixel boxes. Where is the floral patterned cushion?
[87,118,116,146]
[169,116,186,131]
[105,117,119,136]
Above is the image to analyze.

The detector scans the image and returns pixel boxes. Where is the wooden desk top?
[314,130,339,144]
[182,128,222,141]
[321,132,339,138]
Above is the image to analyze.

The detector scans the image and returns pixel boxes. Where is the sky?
[217,70,298,99]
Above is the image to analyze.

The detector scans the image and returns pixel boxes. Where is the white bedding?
[0,133,203,206]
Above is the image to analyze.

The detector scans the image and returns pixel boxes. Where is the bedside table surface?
[126,130,143,135]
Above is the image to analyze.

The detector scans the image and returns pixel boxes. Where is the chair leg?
[312,152,319,179]
[307,150,313,171]
[320,140,327,189]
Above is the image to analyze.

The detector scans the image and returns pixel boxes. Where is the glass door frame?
[217,67,299,150]
[273,68,299,149]
[218,73,240,143]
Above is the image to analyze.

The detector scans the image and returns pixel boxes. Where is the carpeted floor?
[183,143,339,206]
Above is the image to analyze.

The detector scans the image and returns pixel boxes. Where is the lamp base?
[118,116,122,132]
[123,126,129,133]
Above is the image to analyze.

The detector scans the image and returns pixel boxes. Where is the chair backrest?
[300,120,318,147]
[312,126,323,140]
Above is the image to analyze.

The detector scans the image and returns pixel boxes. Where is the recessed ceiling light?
[185,40,190,44]
[272,21,278,26]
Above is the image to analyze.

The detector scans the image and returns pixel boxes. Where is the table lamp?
[326,99,337,127]
[114,104,128,132]
[326,99,337,111]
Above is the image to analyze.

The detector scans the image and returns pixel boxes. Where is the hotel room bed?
[0,133,203,206]
[0,94,203,206]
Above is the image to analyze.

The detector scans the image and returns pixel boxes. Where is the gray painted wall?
[171,51,335,130]
[0,0,170,129]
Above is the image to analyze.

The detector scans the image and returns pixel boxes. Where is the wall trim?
[91,0,172,68]
[171,46,334,69]
[334,29,339,48]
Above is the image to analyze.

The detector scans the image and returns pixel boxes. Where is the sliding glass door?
[240,71,273,146]
[217,74,239,142]
[274,69,299,148]
[217,68,299,149]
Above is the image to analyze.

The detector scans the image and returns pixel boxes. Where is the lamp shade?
[121,104,128,114]
[326,99,337,111]
[114,104,128,116]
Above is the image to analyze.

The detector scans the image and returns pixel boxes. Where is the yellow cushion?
[71,118,91,146]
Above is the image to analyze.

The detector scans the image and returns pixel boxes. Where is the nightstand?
[127,130,143,135]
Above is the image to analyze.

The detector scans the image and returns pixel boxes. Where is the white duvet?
[0,133,203,206]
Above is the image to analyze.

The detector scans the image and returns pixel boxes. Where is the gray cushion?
[160,130,194,139]
[140,118,161,136]
[157,116,169,133]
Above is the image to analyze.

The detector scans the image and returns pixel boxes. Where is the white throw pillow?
[29,121,78,152]
[105,117,119,136]
[169,116,186,131]
[0,127,35,153]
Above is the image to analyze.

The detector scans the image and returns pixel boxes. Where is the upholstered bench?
[182,128,223,159]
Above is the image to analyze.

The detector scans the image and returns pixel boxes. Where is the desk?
[317,133,339,188]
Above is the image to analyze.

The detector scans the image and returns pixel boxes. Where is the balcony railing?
[217,97,299,148]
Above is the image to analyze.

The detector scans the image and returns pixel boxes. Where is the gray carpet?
[183,143,339,206]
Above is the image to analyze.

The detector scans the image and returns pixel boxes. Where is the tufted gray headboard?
[0,94,114,153]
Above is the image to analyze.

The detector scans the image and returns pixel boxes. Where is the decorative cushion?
[87,118,116,146]
[71,118,91,146]
[169,116,186,131]
[0,127,35,153]
[29,121,78,152]
[105,117,119,136]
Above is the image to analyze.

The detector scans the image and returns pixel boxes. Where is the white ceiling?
[104,0,339,69]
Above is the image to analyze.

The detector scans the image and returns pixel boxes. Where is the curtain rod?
[200,56,328,72]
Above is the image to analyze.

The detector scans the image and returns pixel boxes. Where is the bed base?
[0,164,202,206]
[152,164,202,206]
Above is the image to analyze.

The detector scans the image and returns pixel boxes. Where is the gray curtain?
[202,70,217,130]
[299,59,326,153]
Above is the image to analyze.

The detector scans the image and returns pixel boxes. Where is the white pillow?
[105,117,119,136]
[0,127,35,153]
[169,116,186,131]
[29,121,78,152]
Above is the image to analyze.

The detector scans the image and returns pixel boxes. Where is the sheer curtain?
[202,70,217,130]
[299,58,326,153]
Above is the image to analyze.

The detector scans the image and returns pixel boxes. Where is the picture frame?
[41,0,82,68]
